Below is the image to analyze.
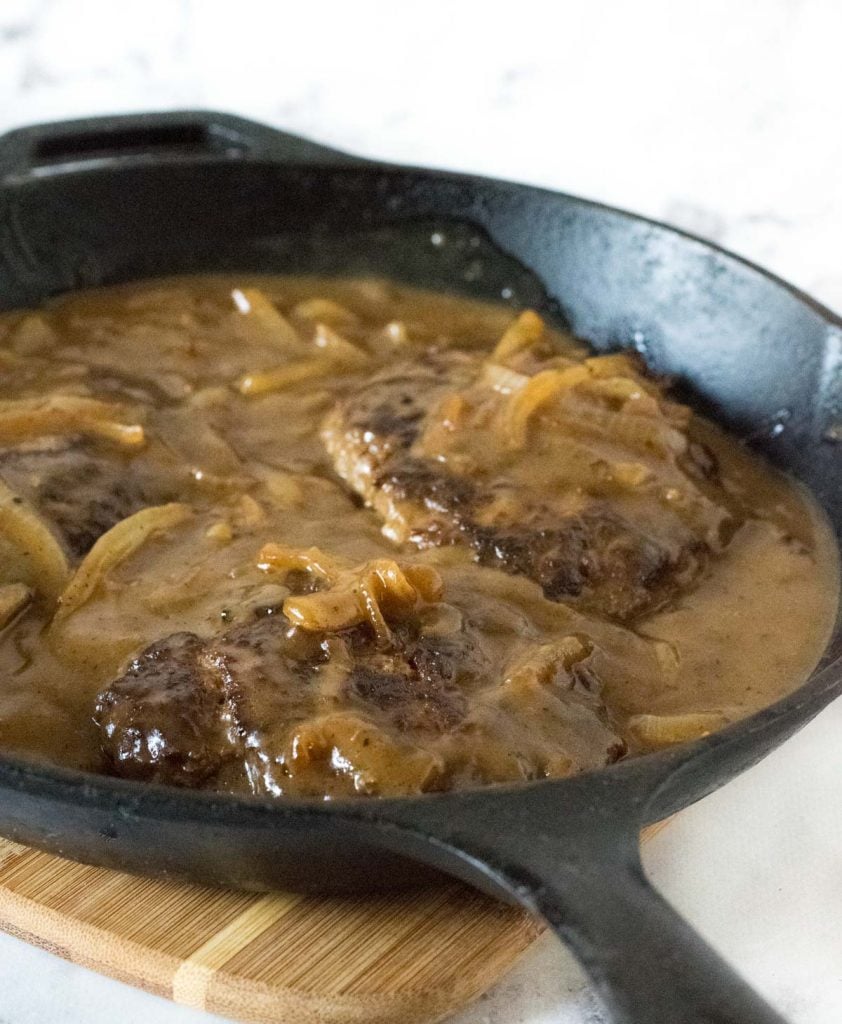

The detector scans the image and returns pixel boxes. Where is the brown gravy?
[0,275,836,798]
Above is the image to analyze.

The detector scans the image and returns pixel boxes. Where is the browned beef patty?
[0,439,153,558]
[94,599,622,793]
[322,356,716,621]
[95,607,485,790]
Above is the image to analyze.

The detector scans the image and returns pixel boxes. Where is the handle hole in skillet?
[32,123,247,166]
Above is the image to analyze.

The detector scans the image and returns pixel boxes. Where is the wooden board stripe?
[173,894,303,1009]
[0,837,27,872]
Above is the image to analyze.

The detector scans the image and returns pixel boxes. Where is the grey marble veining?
[1,0,841,313]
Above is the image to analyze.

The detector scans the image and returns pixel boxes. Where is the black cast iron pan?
[0,111,839,1024]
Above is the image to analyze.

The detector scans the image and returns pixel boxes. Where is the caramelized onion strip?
[237,358,338,396]
[290,298,359,328]
[0,396,144,448]
[627,712,730,749]
[53,503,192,624]
[288,713,443,795]
[0,582,32,628]
[0,480,70,603]
[312,323,371,369]
[231,288,301,350]
[491,310,545,362]
[504,366,590,447]
[257,543,342,582]
[282,558,443,644]
[556,404,687,458]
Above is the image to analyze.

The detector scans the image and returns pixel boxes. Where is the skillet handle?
[374,778,787,1024]
[0,110,363,180]
[521,831,788,1023]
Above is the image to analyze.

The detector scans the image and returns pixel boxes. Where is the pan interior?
[0,256,836,802]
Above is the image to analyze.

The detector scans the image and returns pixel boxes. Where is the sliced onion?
[282,557,444,644]
[237,357,337,396]
[257,543,341,581]
[0,583,32,629]
[312,322,371,368]
[9,314,56,356]
[231,288,301,350]
[287,713,443,795]
[491,309,545,361]
[53,503,191,625]
[0,480,70,604]
[479,362,530,395]
[627,711,730,749]
[505,366,590,447]
[0,395,144,448]
[290,298,359,328]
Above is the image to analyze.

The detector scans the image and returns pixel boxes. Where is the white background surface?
[0,1,840,1022]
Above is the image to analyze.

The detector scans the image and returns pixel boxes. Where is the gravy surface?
[0,276,836,798]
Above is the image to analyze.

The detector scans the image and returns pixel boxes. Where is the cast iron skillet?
[0,111,839,1024]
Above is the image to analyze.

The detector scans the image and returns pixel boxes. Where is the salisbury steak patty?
[0,439,156,558]
[94,556,624,795]
[322,341,732,620]
[95,606,485,793]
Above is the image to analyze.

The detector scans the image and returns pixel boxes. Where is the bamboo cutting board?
[0,825,667,1024]
[0,835,542,1024]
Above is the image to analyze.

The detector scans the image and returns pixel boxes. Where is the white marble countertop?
[0,1,840,1022]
